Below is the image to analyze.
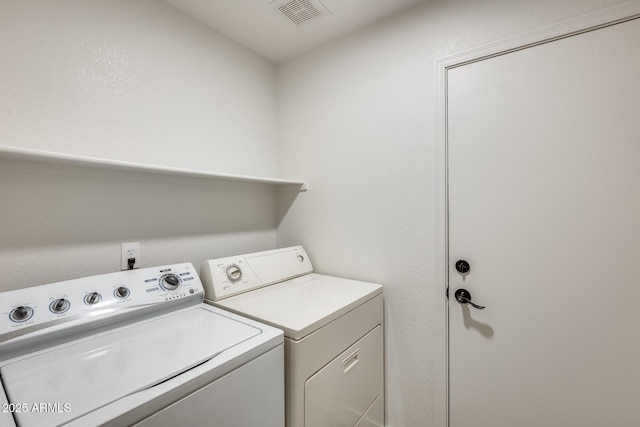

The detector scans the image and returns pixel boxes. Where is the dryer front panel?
[304,326,383,427]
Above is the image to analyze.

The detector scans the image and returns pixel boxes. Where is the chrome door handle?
[454,289,486,309]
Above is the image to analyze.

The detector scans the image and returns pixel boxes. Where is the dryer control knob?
[162,274,180,291]
[226,264,242,282]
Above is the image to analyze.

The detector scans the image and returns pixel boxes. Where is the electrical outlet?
[121,242,140,270]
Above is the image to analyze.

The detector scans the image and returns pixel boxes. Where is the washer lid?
[1,306,260,427]
[212,273,382,340]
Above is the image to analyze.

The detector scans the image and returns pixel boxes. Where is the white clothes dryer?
[200,246,384,427]
[0,263,284,427]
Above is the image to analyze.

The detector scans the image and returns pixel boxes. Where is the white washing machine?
[200,246,384,427]
[0,263,284,427]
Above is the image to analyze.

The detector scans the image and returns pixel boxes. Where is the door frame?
[433,1,640,425]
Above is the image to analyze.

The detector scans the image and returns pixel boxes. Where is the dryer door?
[305,325,383,427]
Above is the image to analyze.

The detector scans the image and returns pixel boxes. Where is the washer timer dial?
[160,274,181,291]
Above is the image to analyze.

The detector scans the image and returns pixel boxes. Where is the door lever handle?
[454,289,486,309]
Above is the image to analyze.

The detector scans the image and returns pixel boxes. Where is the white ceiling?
[164,0,425,63]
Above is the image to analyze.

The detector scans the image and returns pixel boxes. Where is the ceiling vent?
[273,0,330,25]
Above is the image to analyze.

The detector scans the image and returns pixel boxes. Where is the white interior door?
[448,17,640,427]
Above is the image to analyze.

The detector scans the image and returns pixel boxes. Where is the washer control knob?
[226,264,242,282]
[84,292,102,305]
[10,306,34,322]
[50,298,70,314]
[162,274,180,290]
[115,286,130,299]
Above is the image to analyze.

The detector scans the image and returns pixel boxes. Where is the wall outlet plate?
[121,242,140,270]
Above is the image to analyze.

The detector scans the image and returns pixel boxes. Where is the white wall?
[275,0,625,425]
[0,0,281,290]
[0,0,277,176]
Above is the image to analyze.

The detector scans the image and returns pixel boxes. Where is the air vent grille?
[277,0,323,25]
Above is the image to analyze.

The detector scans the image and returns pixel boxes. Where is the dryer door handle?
[342,348,359,375]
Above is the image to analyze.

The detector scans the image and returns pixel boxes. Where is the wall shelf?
[0,145,307,191]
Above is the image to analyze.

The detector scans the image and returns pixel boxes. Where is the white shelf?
[0,145,307,191]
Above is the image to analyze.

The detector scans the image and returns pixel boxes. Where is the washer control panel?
[0,263,203,338]
[200,246,313,301]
